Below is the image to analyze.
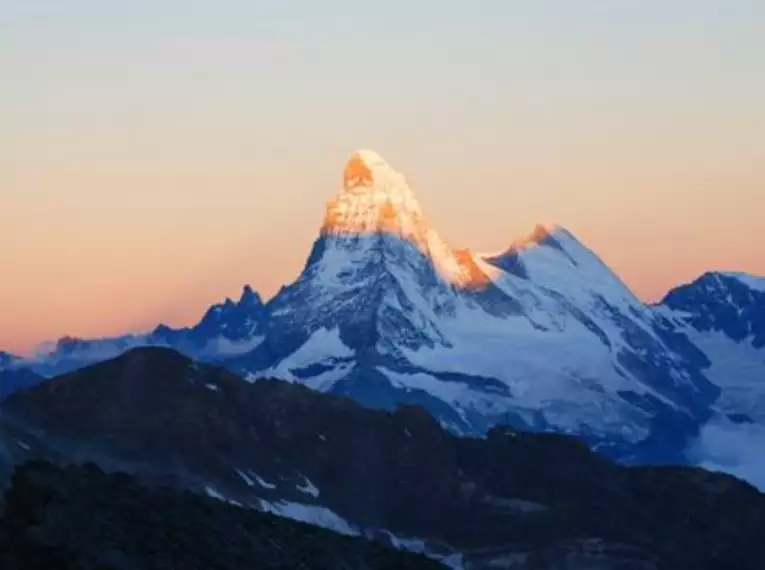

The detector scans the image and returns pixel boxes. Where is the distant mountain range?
[5,151,765,463]
[2,347,763,569]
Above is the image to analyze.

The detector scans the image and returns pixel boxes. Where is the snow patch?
[384,531,465,570]
[260,328,355,391]
[297,476,320,498]
[284,328,352,367]
[235,469,254,487]
[205,486,226,501]
[205,335,264,357]
[235,468,278,490]
[253,473,278,490]
[259,500,359,536]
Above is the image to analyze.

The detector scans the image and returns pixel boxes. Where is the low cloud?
[688,418,765,491]
[205,335,265,357]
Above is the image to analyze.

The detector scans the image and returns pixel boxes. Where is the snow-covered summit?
[505,223,563,252]
[343,149,391,185]
[321,150,491,290]
[485,223,644,312]
[323,150,426,237]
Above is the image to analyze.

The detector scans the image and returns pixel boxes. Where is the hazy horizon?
[3,0,764,353]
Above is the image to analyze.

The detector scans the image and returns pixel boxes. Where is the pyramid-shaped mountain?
[11,150,755,461]
[223,151,718,459]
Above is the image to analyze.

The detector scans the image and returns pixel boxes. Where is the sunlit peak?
[323,150,498,291]
[343,149,391,191]
[353,149,389,169]
[510,222,562,251]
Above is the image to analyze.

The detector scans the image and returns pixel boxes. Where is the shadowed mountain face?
[1,348,764,569]
[151,284,269,356]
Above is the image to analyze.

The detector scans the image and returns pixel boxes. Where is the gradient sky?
[2,1,764,354]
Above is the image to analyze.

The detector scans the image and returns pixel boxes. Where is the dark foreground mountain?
[1,347,764,569]
[0,461,442,570]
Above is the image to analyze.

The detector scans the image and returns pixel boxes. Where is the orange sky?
[2,1,764,354]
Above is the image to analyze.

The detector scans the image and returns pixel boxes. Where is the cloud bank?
[688,418,765,491]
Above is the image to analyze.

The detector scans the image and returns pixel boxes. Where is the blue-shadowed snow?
[259,500,359,536]
[297,476,320,498]
[722,272,765,293]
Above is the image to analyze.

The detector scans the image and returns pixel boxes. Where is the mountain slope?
[229,151,718,458]
[1,348,764,570]
[0,368,45,401]
[0,352,20,370]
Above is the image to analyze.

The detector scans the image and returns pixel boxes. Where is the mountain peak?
[353,148,388,166]
[239,284,262,305]
[668,271,765,298]
[342,149,389,191]
[56,336,85,352]
[315,150,494,289]
[322,149,425,239]
[509,222,564,252]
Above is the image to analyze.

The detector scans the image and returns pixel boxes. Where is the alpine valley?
[4,151,764,466]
